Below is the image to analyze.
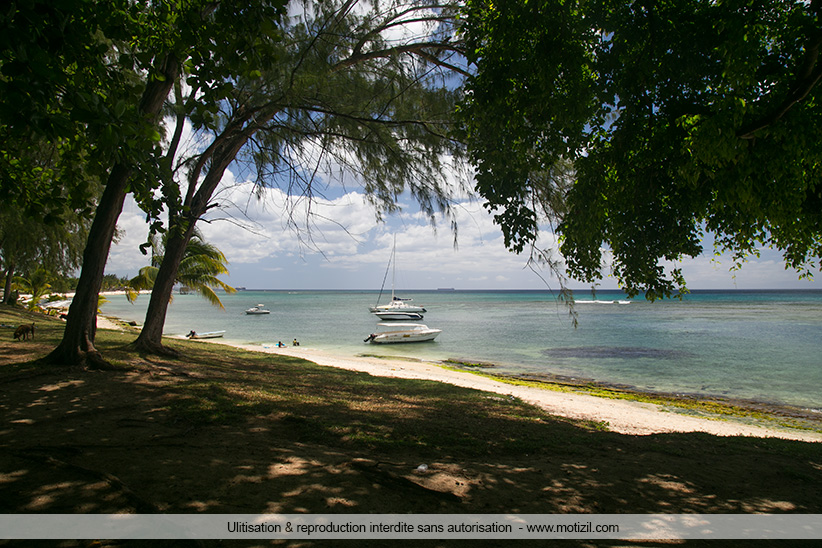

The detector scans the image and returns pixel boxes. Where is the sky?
[106,175,820,292]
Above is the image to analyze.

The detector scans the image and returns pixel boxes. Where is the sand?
[207,340,822,443]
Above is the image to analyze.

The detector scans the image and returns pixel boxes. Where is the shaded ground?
[1,306,821,547]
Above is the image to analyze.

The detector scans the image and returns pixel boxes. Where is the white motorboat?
[372,310,424,321]
[245,304,271,314]
[186,330,225,339]
[369,237,427,313]
[364,323,441,344]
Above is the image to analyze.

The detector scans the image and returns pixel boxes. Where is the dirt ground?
[1,308,821,548]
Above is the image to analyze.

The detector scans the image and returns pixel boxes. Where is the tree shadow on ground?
[1,309,821,547]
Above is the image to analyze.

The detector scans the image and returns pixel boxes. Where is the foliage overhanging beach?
[3,305,822,542]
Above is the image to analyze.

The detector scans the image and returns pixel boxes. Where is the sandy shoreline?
[180,334,821,443]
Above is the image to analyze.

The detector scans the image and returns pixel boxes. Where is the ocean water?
[101,289,822,411]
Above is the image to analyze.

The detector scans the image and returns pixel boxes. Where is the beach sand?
[200,338,822,443]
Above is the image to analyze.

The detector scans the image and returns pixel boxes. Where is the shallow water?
[101,289,822,410]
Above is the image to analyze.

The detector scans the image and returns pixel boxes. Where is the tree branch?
[333,41,465,72]
[738,32,822,139]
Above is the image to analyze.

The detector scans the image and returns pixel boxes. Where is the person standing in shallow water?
[293,339,300,346]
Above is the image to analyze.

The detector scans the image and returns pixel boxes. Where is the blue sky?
[107,179,820,292]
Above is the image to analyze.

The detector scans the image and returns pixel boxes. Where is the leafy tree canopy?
[0,0,163,219]
[461,0,822,299]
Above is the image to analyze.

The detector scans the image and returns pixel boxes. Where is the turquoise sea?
[101,289,822,411]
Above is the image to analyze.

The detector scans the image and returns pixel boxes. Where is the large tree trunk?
[133,132,249,354]
[44,165,132,367]
[44,55,179,367]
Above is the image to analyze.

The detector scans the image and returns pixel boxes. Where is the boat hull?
[372,311,424,320]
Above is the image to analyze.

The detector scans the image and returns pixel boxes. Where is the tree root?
[130,338,181,358]
[350,460,462,504]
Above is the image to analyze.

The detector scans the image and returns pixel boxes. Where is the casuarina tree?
[132,0,469,354]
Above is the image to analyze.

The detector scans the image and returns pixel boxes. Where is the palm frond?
[126,266,159,303]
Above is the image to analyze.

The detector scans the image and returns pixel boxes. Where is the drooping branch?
[350,7,455,58]
[333,41,467,74]
[293,104,455,139]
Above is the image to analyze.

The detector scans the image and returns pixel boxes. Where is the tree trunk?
[43,54,179,367]
[133,132,249,354]
[131,224,195,356]
[44,164,132,367]
[2,263,15,305]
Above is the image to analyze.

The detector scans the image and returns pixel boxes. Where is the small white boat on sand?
[187,330,225,339]
[245,304,271,315]
[364,323,441,344]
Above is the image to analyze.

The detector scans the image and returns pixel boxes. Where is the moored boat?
[364,323,441,344]
[369,236,427,313]
[369,297,426,314]
[371,310,424,321]
[245,304,271,314]
[186,330,225,339]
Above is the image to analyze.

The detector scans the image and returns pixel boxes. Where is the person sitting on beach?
[187,330,196,339]
[277,341,285,347]
[292,338,300,346]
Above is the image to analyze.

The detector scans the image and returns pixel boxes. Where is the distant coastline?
[174,287,822,294]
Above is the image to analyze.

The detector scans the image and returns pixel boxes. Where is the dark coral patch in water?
[542,346,696,360]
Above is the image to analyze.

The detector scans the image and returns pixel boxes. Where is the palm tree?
[125,229,235,308]
[13,268,53,311]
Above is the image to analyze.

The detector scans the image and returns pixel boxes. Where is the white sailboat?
[369,237,427,314]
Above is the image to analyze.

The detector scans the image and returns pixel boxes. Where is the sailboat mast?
[391,236,396,302]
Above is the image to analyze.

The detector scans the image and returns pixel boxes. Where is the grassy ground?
[1,305,821,548]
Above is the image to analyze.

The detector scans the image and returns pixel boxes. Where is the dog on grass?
[13,323,35,341]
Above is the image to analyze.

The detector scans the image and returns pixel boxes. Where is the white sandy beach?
[96,313,822,443]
